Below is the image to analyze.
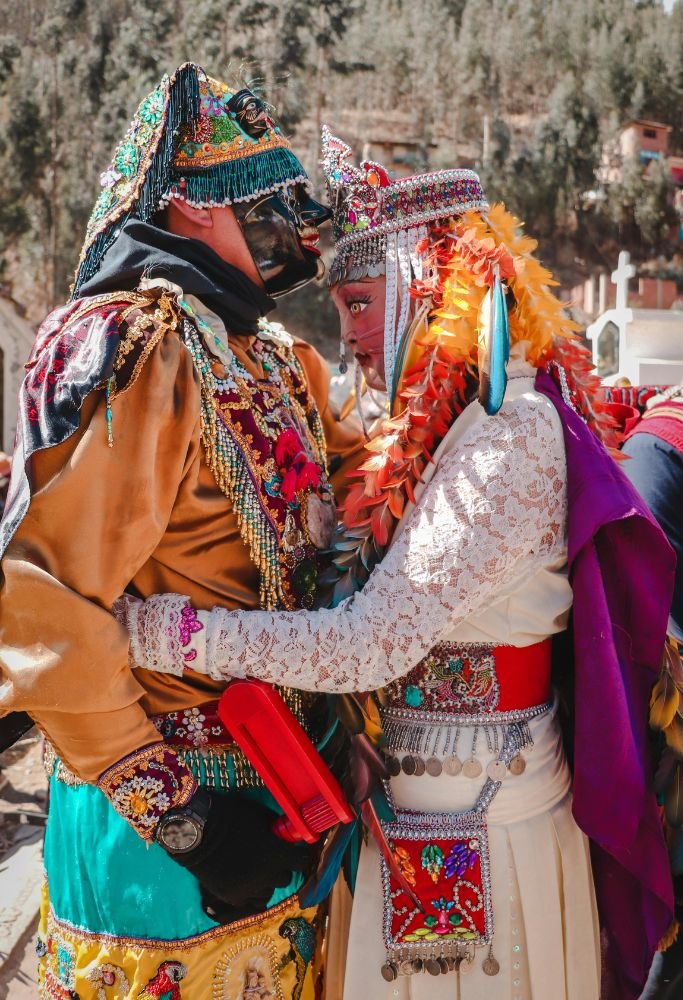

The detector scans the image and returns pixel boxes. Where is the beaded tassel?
[182,318,283,610]
[105,376,115,447]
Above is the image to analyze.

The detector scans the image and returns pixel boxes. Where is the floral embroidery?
[139,87,165,127]
[98,744,196,841]
[111,775,171,830]
[387,642,500,716]
[273,428,322,504]
[182,317,331,611]
[114,141,140,178]
[177,606,203,663]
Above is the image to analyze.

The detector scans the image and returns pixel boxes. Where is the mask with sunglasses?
[234,186,332,297]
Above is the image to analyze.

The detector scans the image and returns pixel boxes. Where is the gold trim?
[46,894,306,950]
[175,132,290,170]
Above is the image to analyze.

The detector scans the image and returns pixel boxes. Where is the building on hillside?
[586,251,683,385]
[0,293,35,452]
[599,119,673,185]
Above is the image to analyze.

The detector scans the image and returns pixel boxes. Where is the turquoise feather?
[478,273,510,416]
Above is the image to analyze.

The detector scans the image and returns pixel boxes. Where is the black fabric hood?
[78,219,276,335]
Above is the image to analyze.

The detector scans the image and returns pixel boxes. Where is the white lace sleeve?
[125,394,566,692]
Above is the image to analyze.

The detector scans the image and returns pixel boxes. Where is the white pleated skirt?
[341,702,601,1000]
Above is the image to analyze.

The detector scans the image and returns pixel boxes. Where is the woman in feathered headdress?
[118,130,675,1000]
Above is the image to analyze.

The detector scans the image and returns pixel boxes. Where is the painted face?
[330,275,387,390]
[234,185,332,296]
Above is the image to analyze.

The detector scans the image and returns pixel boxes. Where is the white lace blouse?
[120,372,570,694]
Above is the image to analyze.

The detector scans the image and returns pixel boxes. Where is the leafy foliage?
[1,0,682,340]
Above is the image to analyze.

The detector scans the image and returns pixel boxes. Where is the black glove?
[161,789,312,922]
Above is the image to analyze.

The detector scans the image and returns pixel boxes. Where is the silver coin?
[381,962,398,982]
[425,958,441,976]
[509,754,526,776]
[413,756,426,776]
[486,760,507,781]
[401,755,417,775]
[426,756,443,777]
[399,959,416,976]
[462,757,483,779]
[443,755,462,776]
[438,957,450,974]
[482,956,500,976]
[459,957,473,975]
[411,958,423,973]
[386,755,401,777]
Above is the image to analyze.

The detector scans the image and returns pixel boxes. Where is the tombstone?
[586,251,683,385]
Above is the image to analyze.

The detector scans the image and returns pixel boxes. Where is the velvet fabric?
[536,368,675,1000]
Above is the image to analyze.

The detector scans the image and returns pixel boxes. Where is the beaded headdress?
[73,63,310,296]
[320,126,489,397]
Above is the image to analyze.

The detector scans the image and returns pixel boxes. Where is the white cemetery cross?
[611,250,636,312]
[586,250,683,386]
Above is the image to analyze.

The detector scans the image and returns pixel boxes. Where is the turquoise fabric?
[44,774,303,940]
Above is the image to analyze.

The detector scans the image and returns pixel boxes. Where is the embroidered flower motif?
[134,122,154,149]
[114,141,140,178]
[139,87,165,126]
[99,168,121,190]
[182,707,206,733]
[111,775,169,829]
[178,605,203,652]
[274,428,321,503]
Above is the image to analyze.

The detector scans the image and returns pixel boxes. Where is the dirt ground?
[0,731,46,999]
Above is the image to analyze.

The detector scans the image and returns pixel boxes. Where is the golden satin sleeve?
[0,329,201,782]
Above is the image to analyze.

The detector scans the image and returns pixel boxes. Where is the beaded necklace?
[181,306,332,611]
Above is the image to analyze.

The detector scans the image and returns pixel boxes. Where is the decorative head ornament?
[321,126,490,398]
[73,64,312,296]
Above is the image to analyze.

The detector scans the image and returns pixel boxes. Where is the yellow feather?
[650,669,680,731]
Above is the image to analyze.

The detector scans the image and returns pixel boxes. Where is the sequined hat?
[321,125,489,286]
[73,63,310,296]
[320,127,490,399]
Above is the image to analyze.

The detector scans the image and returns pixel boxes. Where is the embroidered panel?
[97,743,197,840]
[183,315,335,611]
[385,642,500,716]
[37,881,320,1000]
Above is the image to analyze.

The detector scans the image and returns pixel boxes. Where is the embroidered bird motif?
[279,917,316,1000]
[137,961,187,1000]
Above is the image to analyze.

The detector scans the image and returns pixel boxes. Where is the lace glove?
[116,394,568,694]
[164,790,313,923]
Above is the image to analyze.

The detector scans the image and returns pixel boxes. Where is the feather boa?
[332,203,618,599]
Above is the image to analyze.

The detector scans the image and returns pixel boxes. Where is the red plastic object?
[218,679,354,844]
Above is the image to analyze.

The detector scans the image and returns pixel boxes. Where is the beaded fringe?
[72,63,201,296]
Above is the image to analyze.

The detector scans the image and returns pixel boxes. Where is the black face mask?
[234,185,332,297]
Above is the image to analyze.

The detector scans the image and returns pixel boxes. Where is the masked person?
[0,68,364,999]
[118,130,677,1000]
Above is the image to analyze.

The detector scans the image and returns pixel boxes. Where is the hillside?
[2,0,683,349]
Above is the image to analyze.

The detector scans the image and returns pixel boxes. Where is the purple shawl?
[536,369,675,1000]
